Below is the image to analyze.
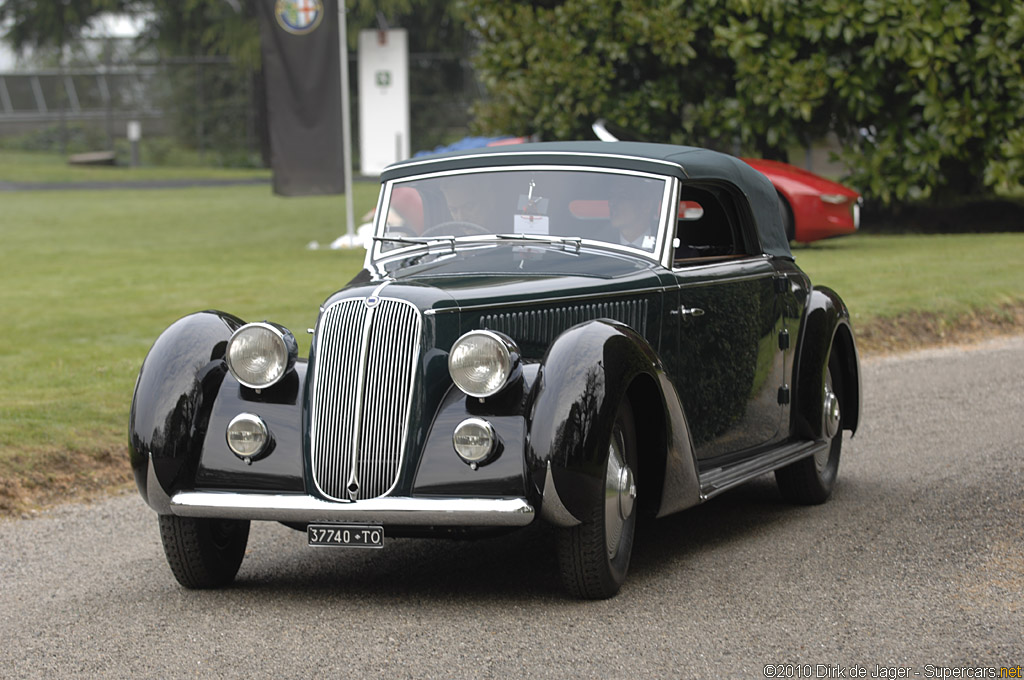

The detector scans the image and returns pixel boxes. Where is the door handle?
[671,306,705,317]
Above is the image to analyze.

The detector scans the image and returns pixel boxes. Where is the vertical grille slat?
[310,297,422,501]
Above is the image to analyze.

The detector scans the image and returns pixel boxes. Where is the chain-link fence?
[0,53,478,169]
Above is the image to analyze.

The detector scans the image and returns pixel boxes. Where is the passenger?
[609,185,659,251]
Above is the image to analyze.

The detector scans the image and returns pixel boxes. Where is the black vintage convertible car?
[130,141,860,599]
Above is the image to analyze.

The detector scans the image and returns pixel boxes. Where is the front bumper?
[167,490,535,527]
[141,445,534,527]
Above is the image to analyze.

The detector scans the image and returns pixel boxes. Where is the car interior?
[673,183,750,265]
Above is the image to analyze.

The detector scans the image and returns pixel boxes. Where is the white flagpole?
[338,0,356,244]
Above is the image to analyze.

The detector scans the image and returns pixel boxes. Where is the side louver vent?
[479,299,648,344]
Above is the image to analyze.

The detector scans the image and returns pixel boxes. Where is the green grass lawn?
[1,183,378,461]
[793,234,1024,323]
[1,178,1023,505]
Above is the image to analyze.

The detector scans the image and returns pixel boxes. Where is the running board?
[698,440,827,501]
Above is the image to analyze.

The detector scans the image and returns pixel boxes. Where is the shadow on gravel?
[208,474,845,604]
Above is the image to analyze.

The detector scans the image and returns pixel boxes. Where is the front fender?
[128,310,244,510]
[792,286,861,439]
[526,319,699,525]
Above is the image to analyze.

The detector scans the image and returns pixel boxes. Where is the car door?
[662,183,787,461]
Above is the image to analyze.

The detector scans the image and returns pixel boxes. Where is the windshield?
[375,168,670,257]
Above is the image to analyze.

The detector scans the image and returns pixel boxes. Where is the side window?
[674,185,747,263]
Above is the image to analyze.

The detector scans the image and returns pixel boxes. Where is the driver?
[440,175,501,232]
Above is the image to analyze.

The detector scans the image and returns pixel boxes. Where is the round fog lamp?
[226,322,297,389]
[448,330,518,399]
[226,413,270,460]
[453,418,497,466]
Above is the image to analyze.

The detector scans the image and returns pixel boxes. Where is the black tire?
[158,515,250,589]
[776,352,843,505]
[557,399,638,599]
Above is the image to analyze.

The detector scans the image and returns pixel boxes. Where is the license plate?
[307,524,384,549]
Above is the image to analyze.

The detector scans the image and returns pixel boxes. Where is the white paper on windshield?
[514,214,550,235]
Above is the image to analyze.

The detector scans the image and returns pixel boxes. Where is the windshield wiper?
[494,233,582,253]
[372,235,457,253]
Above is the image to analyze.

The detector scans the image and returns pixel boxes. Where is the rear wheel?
[557,399,638,599]
[776,352,843,504]
[158,515,250,589]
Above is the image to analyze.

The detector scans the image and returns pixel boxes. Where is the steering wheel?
[420,221,491,237]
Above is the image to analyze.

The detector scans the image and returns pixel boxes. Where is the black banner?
[257,0,344,196]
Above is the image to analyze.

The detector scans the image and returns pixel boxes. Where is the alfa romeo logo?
[275,0,324,35]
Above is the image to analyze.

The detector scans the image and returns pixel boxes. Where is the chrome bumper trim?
[169,491,535,527]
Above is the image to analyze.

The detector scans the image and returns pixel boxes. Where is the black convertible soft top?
[383,141,793,260]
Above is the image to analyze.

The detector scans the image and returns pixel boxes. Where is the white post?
[338,1,356,244]
[127,120,142,167]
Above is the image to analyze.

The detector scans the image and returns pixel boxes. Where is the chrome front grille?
[310,297,422,501]
[479,299,648,344]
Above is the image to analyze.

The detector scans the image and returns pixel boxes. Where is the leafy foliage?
[1,0,475,156]
[0,0,130,50]
[137,0,262,66]
[461,0,1024,203]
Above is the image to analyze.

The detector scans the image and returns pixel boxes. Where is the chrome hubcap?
[815,368,841,472]
[604,432,636,560]
[824,390,841,439]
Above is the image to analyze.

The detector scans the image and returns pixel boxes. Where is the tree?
[1,1,479,160]
[460,0,1024,203]
[0,0,130,52]
[0,0,135,152]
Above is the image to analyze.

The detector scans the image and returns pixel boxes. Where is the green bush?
[461,0,1024,204]
[0,123,108,154]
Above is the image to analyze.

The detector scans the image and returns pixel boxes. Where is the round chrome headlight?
[226,413,270,460]
[453,418,498,466]
[448,330,520,399]
[225,322,297,389]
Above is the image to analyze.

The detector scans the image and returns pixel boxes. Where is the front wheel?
[557,399,638,599]
[158,515,250,589]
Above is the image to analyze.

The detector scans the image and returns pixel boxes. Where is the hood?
[328,243,664,315]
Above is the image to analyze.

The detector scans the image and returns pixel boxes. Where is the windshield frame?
[366,164,678,270]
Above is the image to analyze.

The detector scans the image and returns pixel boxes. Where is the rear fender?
[792,287,861,439]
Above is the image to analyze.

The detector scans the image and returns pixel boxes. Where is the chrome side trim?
[540,462,582,527]
[385,151,682,173]
[698,440,826,501]
[169,492,535,526]
[145,455,173,515]
[654,372,702,518]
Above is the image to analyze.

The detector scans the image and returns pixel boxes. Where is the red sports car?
[743,158,861,243]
